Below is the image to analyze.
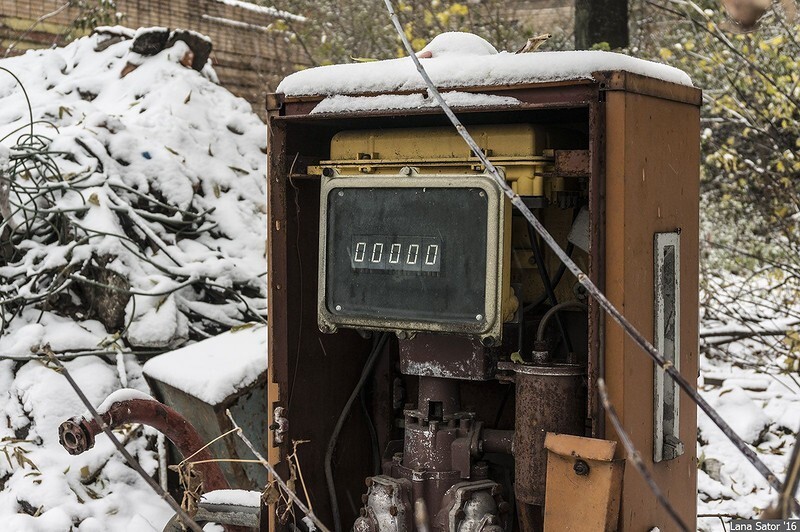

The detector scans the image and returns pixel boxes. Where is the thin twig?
[289,439,314,514]
[597,379,689,532]
[44,349,203,532]
[3,2,70,58]
[382,0,796,510]
[179,427,241,466]
[225,409,332,532]
[775,432,800,518]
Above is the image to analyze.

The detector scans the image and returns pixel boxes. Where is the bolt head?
[573,459,590,476]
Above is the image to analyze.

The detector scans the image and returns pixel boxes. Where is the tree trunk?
[575,0,629,50]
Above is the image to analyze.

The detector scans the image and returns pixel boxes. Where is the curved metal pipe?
[59,397,230,494]
[536,301,588,343]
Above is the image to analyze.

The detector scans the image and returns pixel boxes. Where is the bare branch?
[225,409,332,532]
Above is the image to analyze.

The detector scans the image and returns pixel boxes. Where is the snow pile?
[697,268,800,532]
[311,90,522,114]
[697,355,799,530]
[0,30,267,349]
[0,312,107,358]
[143,323,266,404]
[0,30,267,531]
[697,271,799,531]
[277,32,693,98]
[0,356,170,531]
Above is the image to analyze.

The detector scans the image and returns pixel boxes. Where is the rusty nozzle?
[59,417,95,455]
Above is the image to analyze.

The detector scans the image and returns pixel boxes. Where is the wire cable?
[527,223,572,353]
[325,333,389,532]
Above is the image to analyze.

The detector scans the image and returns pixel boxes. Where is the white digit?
[354,242,366,262]
[407,244,419,265]
[389,243,401,264]
[371,243,383,263]
[425,244,439,265]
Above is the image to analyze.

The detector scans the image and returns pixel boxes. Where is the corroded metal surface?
[353,476,413,532]
[497,362,586,506]
[58,398,230,493]
[554,150,591,178]
[400,335,497,381]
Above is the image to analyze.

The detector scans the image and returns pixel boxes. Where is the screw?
[573,459,590,476]
[338,190,344,196]
[479,191,485,197]
[476,314,483,321]
[335,304,342,311]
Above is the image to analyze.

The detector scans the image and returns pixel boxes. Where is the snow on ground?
[0,29,266,531]
[277,32,693,98]
[696,270,800,530]
[696,352,799,530]
[0,356,170,532]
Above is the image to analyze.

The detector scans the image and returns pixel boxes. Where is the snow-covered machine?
[266,35,700,532]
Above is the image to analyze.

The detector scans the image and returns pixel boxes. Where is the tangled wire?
[0,66,266,354]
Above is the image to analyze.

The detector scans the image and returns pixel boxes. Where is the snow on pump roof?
[277,32,693,98]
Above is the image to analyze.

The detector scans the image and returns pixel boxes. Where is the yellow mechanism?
[314,124,584,337]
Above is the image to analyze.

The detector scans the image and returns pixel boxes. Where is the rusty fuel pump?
[267,67,701,532]
[311,125,591,531]
[42,38,701,532]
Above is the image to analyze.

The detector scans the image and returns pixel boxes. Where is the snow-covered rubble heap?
[0,27,266,351]
[277,32,694,105]
[696,356,799,530]
[0,29,266,531]
[696,272,800,531]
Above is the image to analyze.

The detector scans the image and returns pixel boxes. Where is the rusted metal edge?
[266,92,285,112]
[554,150,591,177]
[588,94,606,440]
[543,432,617,462]
[593,71,702,107]
[276,102,592,120]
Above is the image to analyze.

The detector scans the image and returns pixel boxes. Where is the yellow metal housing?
[318,124,581,340]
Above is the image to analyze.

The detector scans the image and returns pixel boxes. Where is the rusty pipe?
[59,397,230,493]
[481,429,514,455]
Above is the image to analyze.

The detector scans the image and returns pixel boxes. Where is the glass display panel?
[326,187,488,324]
